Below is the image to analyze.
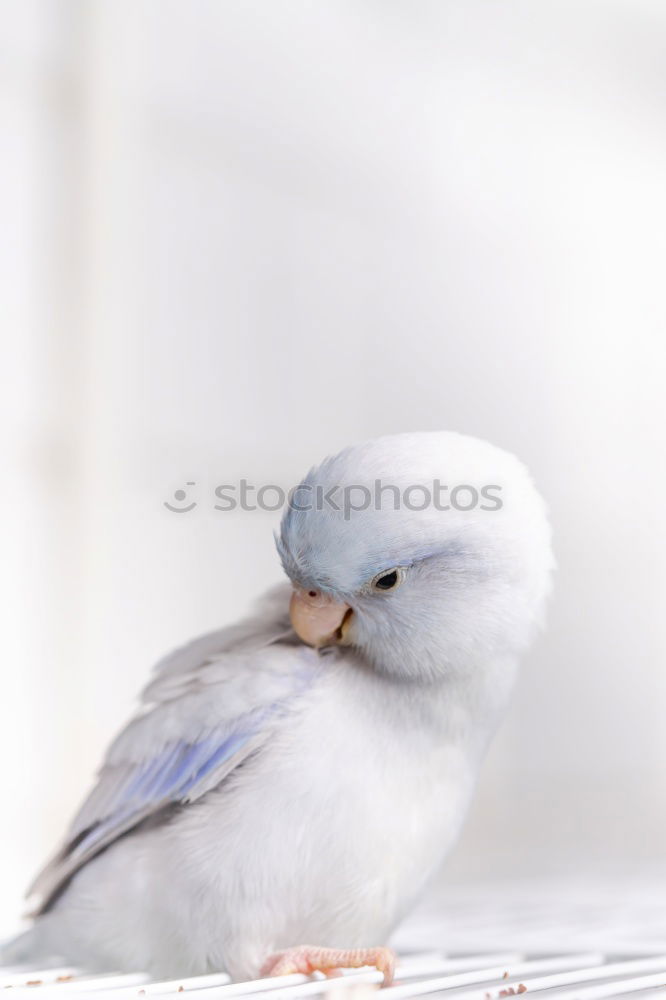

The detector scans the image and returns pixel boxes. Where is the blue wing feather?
[65,731,255,862]
[70,717,267,860]
[28,590,315,911]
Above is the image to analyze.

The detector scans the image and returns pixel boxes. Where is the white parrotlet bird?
[6,432,552,984]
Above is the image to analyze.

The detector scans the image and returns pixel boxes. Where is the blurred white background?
[2,0,666,936]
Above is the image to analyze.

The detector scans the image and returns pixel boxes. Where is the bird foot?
[260,944,396,986]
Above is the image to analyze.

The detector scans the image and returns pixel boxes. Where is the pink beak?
[289,587,351,647]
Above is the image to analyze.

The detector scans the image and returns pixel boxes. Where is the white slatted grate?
[3,951,666,999]
[2,882,665,999]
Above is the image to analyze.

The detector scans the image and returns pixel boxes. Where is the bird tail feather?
[0,924,55,967]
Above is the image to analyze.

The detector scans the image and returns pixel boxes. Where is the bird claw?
[260,944,396,986]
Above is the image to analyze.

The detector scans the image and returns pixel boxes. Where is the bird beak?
[289,587,351,648]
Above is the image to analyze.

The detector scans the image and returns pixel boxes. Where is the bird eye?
[370,567,405,592]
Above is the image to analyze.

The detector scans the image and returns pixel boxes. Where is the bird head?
[277,431,553,682]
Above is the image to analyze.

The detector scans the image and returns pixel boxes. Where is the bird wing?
[29,584,313,912]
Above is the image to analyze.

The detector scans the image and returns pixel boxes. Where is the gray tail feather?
[0,925,54,967]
